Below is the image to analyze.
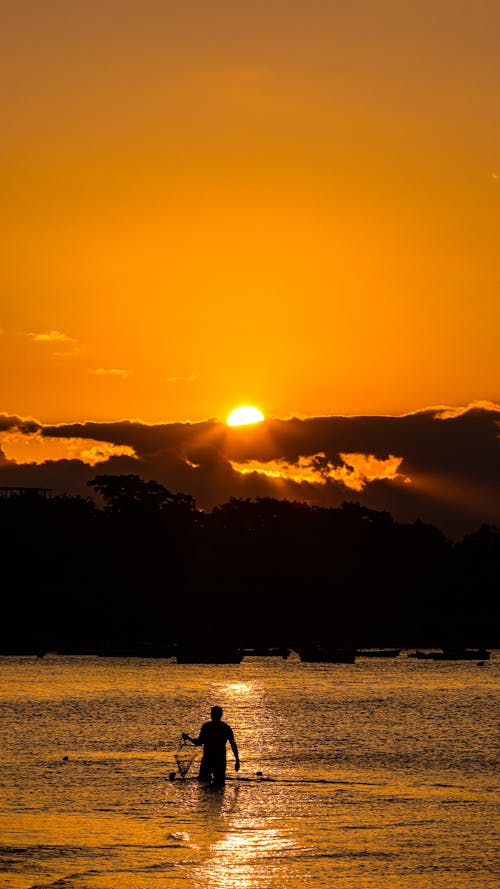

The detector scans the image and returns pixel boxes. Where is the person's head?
[211,705,223,721]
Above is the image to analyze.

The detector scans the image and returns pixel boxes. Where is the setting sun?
[227,406,265,426]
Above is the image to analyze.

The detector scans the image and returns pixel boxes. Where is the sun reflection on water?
[194,819,296,889]
[226,682,253,694]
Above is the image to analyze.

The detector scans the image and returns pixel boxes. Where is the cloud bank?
[1,403,499,537]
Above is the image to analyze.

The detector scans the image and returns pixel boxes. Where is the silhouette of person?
[182,705,240,785]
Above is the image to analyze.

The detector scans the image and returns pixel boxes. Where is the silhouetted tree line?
[0,474,498,652]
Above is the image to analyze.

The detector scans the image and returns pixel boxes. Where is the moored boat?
[409,648,491,661]
[357,649,401,658]
[242,646,291,659]
[296,645,357,663]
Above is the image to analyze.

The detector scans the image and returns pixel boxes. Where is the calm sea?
[0,652,498,889]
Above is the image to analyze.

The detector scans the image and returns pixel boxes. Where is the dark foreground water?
[0,652,498,889]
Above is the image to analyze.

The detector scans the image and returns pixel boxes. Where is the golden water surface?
[0,653,498,888]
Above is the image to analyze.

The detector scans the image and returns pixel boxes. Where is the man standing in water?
[182,706,240,785]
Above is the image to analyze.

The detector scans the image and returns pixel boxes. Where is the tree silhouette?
[0,478,498,653]
[88,473,196,518]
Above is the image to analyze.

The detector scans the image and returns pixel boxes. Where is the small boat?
[296,646,356,664]
[408,651,437,659]
[357,649,401,658]
[409,648,491,661]
[242,646,291,659]
[435,648,491,660]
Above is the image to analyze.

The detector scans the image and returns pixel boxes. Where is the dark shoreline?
[0,645,495,663]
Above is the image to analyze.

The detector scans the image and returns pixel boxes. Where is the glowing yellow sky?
[1,1,499,424]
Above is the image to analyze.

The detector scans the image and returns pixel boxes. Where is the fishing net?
[174,738,198,778]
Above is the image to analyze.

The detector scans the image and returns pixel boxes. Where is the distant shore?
[0,644,496,663]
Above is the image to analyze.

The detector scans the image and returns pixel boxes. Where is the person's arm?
[228,728,240,771]
[182,731,203,746]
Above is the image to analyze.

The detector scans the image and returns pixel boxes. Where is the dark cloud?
[0,457,96,493]
[41,417,221,447]
[0,446,12,466]
[1,405,499,537]
[0,414,41,434]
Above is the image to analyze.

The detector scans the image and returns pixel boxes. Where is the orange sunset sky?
[1,1,499,536]
[1,0,499,426]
